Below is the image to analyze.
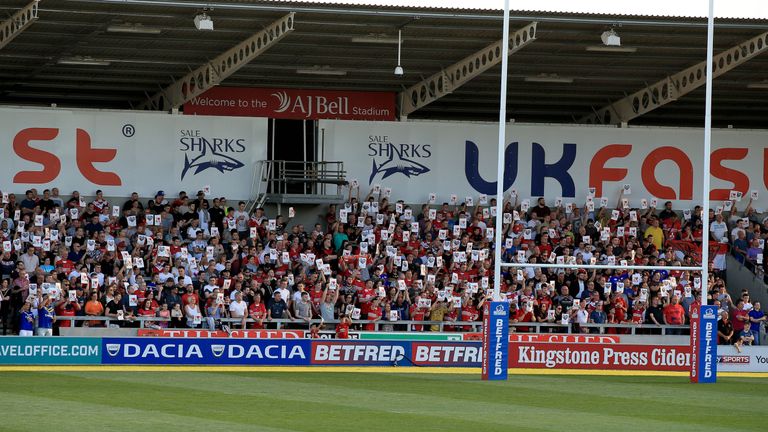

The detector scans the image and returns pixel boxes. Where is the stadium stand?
[0,185,762,345]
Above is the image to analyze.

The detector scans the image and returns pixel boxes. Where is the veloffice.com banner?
[320,119,768,208]
[0,337,101,364]
[0,107,267,200]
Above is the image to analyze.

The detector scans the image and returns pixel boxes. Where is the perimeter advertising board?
[0,107,267,200]
[717,346,768,372]
[0,337,100,364]
[101,338,311,365]
[321,120,768,208]
[10,337,765,372]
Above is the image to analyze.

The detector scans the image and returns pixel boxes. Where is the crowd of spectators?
[0,185,765,346]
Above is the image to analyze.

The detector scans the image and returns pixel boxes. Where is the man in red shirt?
[410,296,429,331]
[248,293,267,329]
[357,279,376,316]
[512,302,534,332]
[336,315,351,339]
[308,281,325,316]
[365,297,382,331]
[181,285,199,308]
[731,299,750,339]
[56,247,76,276]
[55,289,82,329]
[663,295,686,335]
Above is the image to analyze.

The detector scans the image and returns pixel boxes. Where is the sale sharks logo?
[367,136,432,184]
[179,130,247,180]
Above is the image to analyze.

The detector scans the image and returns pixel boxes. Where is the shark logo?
[272,91,291,113]
[105,343,120,357]
[181,144,245,181]
[369,156,430,184]
[211,344,226,358]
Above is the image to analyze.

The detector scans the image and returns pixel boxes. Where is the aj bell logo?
[178,130,246,180]
[272,91,350,118]
[273,91,291,113]
[367,137,431,184]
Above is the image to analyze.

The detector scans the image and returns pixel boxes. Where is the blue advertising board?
[311,341,411,366]
[696,305,718,383]
[0,337,101,364]
[482,301,510,380]
[101,338,311,365]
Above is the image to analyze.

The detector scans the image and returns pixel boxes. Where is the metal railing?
[260,160,347,196]
[54,316,690,335]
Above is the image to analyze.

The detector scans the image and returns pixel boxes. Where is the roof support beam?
[581,31,768,125]
[0,0,39,51]
[399,22,537,117]
[139,12,294,111]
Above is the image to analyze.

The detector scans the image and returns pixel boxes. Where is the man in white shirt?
[174,266,193,287]
[710,214,728,242]
[292,282,307,306]
[233,201,249,235]
[229,292,248,329]
[157,264,175,284]
[190,232,208,259]
[730,219,747,242]
[186,219,206,240]
[575,301,590,332]
[275,279,291,306]
[91,263,106,287]
[19,247,40,273]
[203,276,219,297]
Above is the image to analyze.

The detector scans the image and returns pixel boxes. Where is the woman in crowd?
[84,291,104,327]
[184,295,202,328]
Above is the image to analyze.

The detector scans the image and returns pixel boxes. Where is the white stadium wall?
[321,120,768,208]
[0,107,267,200]
[5,107,768,209]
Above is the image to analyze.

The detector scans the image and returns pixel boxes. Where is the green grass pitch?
[0,371,764,432]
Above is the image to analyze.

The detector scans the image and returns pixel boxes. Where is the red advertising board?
[464,333,620,344]
[137,329,307,338]
[509,342,691,371]
[183,87,396,121]
[689,307,700,382]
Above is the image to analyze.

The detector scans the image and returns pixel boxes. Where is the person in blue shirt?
[37,294,55,336]
[589,302,607,334]
[748,302,766,345]
[19,302,35,336]
[39,257,55,274]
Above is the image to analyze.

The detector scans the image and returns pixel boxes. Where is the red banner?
[509,343,691,371]
[183,87,396,120]
[137,329,307,338]
[464,333,620,344]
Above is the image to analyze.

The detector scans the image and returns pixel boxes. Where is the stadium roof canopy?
[1,0,768,128]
